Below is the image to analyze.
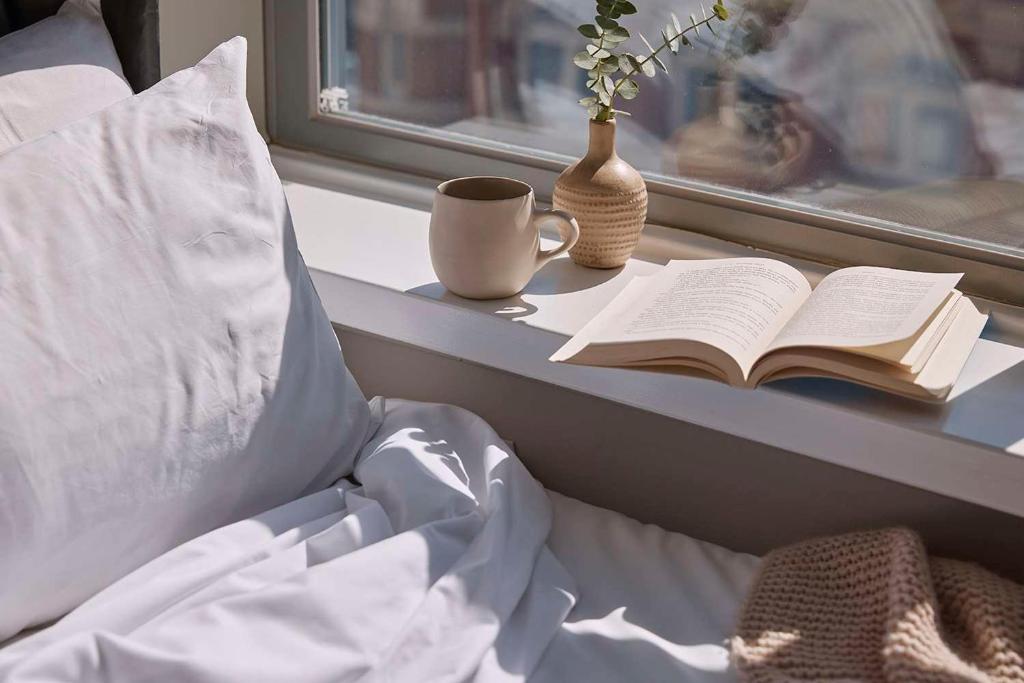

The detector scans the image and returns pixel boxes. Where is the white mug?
[429,176,580,300]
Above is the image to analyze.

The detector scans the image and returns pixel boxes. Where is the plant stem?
[597,13,719,121]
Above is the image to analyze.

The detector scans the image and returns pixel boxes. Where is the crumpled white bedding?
[0,397,758,682]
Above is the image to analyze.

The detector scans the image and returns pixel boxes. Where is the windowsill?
[273,145,1024,520]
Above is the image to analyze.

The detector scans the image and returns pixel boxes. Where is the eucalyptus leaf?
[577,23,600,38]
[603,25,630,43]
[595,15,618,29]
[586,44,611,58]
[639,32,656,53]
[713,3,729,20]
[612,109,633,116]
[573,51,600,69]
[597,89,612,106]
[578,96,598,106]
[616,1,638,14]
[597,0,622,20]
[689,13,701,36]
[618,79,639,99]
[587,104,603,118]
[640,58,656,77]
[601,75,616,93]
[662,27,679,54]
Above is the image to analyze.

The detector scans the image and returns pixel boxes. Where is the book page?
[588,258,811,376]
[549,276,652,363]
[768,267,963,352]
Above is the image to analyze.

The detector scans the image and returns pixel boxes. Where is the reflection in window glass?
[319,0,1024,255]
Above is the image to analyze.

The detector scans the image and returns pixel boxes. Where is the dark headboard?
[0,0,159,92]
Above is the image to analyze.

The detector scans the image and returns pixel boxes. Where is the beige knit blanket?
[732,528,1024,682]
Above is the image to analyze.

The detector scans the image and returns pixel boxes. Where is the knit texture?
[732,528,1024,683]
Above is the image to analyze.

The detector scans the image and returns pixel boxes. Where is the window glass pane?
[318,0,1024,257]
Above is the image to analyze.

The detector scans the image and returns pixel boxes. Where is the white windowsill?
[273,145,1024,520]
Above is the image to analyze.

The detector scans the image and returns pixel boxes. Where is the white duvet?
[0,398,575,682]
[0,397,755,682]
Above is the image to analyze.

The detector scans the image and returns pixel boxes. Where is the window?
[269,0,1024,305]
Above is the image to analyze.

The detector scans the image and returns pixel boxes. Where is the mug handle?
[532,208,580,271]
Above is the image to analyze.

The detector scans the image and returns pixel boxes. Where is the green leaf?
[616,1,638,14]
[639,33,656,53]
[578,96,598,107]
[597,60,619,75]
[587,104,603,119]
[713,3,729,20]
[640,57,656,77]
[573,51,599,69]
[612,108,632,116]
[603,26,630,44]
[671,12,683,37]
[597,0,622,19]
[586,44,611,58]
[662,27,678,54]
[652,53,668,72]
[578,23,600,39]
[601,75,616,93]
[705,12,718,35]
[597,89,612,106]
[618,79,639,99]
[689,13,701,36]
[595,15,618,30]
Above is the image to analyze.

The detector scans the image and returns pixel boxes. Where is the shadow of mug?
[429,176,579,300]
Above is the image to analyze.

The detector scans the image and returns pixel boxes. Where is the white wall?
[158,0,266,137]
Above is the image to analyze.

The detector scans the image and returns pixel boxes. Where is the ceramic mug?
[429,176,580,300]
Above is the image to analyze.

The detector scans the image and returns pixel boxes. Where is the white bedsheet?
[0,398,758,682]
[538,492,759,683]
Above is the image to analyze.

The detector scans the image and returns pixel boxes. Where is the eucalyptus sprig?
[574,0,729,122]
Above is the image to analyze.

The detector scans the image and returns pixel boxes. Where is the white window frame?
[265,0,1024,307]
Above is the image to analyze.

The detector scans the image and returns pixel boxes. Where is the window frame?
[265,0,1024,307]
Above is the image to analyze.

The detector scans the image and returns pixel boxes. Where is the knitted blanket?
[732,528,1024,682]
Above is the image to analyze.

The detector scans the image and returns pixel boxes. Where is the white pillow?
[0,37,371,640]
[0,0,132,153]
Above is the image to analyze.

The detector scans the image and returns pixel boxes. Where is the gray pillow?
[0,37,371,640]
[0,0,133,153]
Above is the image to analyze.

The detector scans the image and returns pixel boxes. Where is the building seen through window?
[319,0,1024,255]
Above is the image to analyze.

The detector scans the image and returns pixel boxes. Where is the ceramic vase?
[553,119,648,268]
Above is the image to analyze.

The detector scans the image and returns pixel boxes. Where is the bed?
[0,397,753,679]
[0,397,759,681]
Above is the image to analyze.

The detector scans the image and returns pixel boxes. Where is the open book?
[550,259,988,402]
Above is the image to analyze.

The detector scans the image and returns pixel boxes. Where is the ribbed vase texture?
[553,119,648,268]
